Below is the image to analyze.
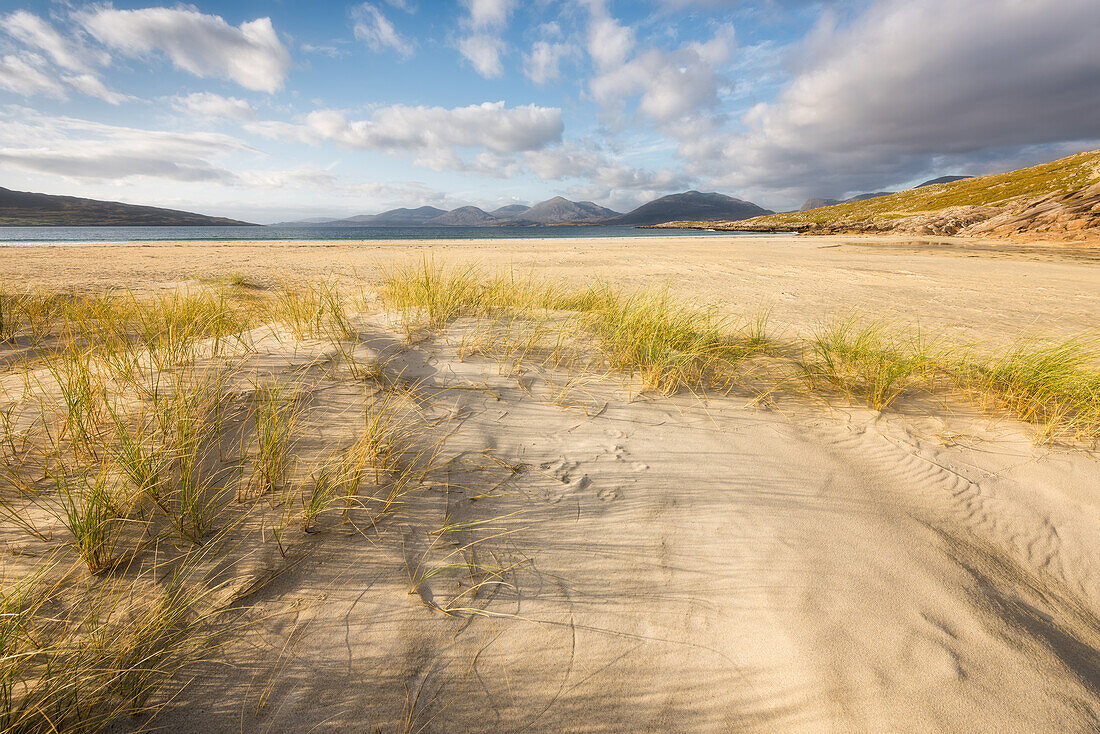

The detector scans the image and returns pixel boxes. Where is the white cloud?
[0,53,133,105]
[0,148,235,183]
[237,166,339,190]
[585,3,735,124]
[172,91,255,120]
[463,0,515,28]
[585,3,634,70]
[698,0,1100,200]
[523,40,572,85]
[0,108,255,183]
[0,11,131,104]
[301,42,346,58]
[520,144,689,191]
[451,141,691,207]
[249,101,563,169]
[352,4,413,58]
[456,0,514,78]
[457,34,505,78]
[78,6,291,93]
[0,10,107,72]
[0,54,67,98]
[61,73,133,105]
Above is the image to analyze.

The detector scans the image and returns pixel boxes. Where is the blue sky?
[0,0,1098,223]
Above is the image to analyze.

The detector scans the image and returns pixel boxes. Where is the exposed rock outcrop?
[962,181,1100,239]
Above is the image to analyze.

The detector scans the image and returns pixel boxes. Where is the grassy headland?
[660,149,1100,239]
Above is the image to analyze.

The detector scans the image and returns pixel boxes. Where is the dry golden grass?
[0,557,220,734]
[0,277,436,731]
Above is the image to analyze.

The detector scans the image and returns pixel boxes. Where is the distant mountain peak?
[917,175,972,188]
[605,191,772,225]
[800,191,894,212]
[426,206,499,226]
[491,204,531,217]
[518,197,620,224]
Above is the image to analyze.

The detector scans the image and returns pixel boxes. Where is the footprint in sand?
[534,460,590,503]
[541,458,580,484]
[597,485,621,501]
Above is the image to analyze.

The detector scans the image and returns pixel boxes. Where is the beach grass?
[380,258,774,392]
[0,556,222,734]
[800,317,941,410]
[251,381,301,496]
[377,258,1100,439]
[0,277,447,730]
[273,278,353,341]
[959,337,1100,441]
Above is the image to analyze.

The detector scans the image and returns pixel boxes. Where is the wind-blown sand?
[4,235,1099,732]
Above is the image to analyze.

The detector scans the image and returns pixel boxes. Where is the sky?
[0,0,1098,223]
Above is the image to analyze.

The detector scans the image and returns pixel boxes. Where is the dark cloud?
[691,0,1100,204]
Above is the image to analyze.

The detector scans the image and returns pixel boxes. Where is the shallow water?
[0,224,758,245]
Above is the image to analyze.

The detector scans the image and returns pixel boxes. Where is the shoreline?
[0,225,756,247]
[1,232,1096,256]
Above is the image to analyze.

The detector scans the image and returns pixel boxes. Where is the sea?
[0,224,757,245]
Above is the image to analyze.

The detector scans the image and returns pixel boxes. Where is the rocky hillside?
[965,180,1100,239]
[665,150,1100,240]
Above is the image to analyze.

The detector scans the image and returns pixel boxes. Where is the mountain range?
[0,178,975,229]
[272,191,772,228]
[1,186,775,228]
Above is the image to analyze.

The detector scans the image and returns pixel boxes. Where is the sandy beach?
[4,234,1098,341]
[1,235,1098,732]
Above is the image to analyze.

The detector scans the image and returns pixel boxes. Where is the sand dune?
[1,236,1097,732]
[137,305,1100,732]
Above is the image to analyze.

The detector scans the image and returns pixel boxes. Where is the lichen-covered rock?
[963,181,1100,238]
